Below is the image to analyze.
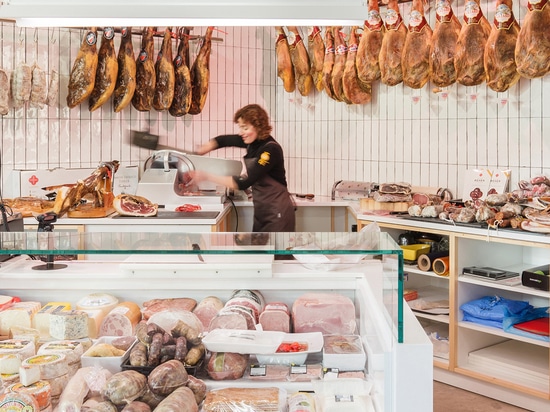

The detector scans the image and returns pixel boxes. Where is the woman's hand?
[195,139,218,155]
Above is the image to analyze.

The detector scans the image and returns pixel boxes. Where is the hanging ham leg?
[402,0,433,89]
[515,0,550,79]
[332,27,351,103]
[67,28,98,108]
[343,26,372,104]
[429,0,461,88]
[275,27,296,93]
[170,27,193,117]
[113,27,136,113]
[0,69,8,115]
[322,27,338,100]
[189,26,214,115]
[153,27,176,111]
[454,0,491,86]
[356,0,385,85]
[287,26,314,96]
[308,26,325,92]
[484,0,520,92]
[89,27,118,112]
[379,0,407,86]
[132,27,156,112]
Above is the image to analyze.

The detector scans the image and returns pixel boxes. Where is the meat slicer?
[136,150,243,207]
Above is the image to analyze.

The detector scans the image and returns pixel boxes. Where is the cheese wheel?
[0,392,40,411]
[21,353,68,380]
[0,353,21,374]
[0,301,41,335]
[7,380,52,410]
[37,340,84,365]
[77,293,119,317]
[0,339,36,360]
[99,302,142,337]
[48,372,69,397]
[1,372,20,386]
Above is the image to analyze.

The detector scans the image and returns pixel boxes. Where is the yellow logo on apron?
[258,151,270,166]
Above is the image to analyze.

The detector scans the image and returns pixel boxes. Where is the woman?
[192,104,295,232]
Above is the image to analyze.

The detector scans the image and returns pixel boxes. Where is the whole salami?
[153,386,198,412]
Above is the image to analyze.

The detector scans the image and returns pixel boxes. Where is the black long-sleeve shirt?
[214,134,288,191]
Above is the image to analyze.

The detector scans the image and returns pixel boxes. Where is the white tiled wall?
[1,1,549,200]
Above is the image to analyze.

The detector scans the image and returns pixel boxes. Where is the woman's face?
[237,118,258,144]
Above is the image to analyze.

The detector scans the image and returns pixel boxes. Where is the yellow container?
[400,244,431,261]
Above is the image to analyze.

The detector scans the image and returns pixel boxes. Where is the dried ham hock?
[343,26,372,104]
[132,27,156,112]
[379,0,407,86]
[189,26,214,115]
[515,0,550,79]
[430,0,461,88]
[89,27,118,112]
[67,28,98,108]
[113,27,137,113]
[356,0,385,85]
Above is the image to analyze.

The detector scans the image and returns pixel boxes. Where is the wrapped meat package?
[292,292,356,335]
[201,387,284,412]
[206,352,249,380]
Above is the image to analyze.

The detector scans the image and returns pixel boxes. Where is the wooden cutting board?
[360,198,410,212]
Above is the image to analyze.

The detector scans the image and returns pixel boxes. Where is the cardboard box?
[521,265,550,291]
[461,168,511,200]
[7,166,139,199]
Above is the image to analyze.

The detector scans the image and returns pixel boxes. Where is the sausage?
[147,359,189,396]
[152,386,198,412]
[135,321,151,344]
[174,336,188,362]
[160,344,176,360]
[129,342,148,367]
[147,332,163,367]
[102,370,148,406]
[185,375,207,405]
[147,322,165,337]
[171,320,201,345]
[121,401,151,412]
[184,343,205,366]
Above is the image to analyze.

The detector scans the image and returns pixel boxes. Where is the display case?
[0,231,432,412]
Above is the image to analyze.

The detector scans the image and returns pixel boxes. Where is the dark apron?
[245,157,296,232]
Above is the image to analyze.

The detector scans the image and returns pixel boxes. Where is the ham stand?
[32,212,67,270]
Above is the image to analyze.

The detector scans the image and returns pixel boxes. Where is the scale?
[135,150,243,208]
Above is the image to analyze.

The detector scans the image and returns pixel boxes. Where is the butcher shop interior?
[0,0,549,411]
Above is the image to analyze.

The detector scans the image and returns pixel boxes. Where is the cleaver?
[130,130,198,155]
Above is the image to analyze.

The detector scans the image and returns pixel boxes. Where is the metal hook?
[34,27,38,43]
[19,27,25,44]
[50,28,56,45]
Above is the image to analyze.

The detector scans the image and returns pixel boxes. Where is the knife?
[293,193,315,200]
[192,243,205,262]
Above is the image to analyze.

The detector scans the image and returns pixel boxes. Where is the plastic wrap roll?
[417,251,449,272]
[433,256,450,276]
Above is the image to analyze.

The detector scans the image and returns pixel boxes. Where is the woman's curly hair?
[234,104,273,140]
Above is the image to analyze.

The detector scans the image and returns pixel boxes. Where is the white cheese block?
[32,302,71,338]
[49,311,89,340]
[0,339,36,360]
[37,340,84,365]
[77,293,119,317]
[19,362,41,386]
[80,309,105,339]
[47,372,69,397]
[0,353,21,374]
[0,301,41,335]
[21,353,68,380]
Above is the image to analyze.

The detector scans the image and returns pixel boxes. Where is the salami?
[153,386,198,412]
[113,194,158,217]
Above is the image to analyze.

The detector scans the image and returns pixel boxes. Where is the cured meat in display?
[307,26,325,91]
[170,27,193,117]
[188,26,214,115]
[454,0,491,86]
[275,26,296,93]
[484,0,520,92]
[287,26,314,96]
[402,0,433,89]
[132,27,156,112]
[331,27,351,103]
[46,69,59,107]
[0,69,9,115]
[322,27,338,100]
[515,0,550,79]
[67,28,98,108]
[11,63,32,108]
[30,64,48,108]
[356,0,385,85]
[113,194,158,217]
[113,27,136,113]
[342,26,372,104]
[153,27,176,111]
[379,0,407,86]
[89,27,118,112]
[429,0,462,88]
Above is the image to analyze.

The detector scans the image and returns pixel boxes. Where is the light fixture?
[0,0,369,27]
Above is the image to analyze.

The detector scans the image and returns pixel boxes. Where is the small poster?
[462,169,491,201]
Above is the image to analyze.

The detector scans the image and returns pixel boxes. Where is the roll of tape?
[433,256,450,276]
[417,251,449,272]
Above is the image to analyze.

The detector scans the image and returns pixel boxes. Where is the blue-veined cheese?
[49,311,88,340]
[21,353,68,380]
[0,301,41,335]
[32,302,71,338]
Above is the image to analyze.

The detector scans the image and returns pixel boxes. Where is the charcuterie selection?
[0,290,368,410]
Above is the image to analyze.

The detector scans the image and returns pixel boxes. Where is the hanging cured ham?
[113,27,136,113]
[0,69,8,115]
[454,0,491,86]
[46,69,59,107]
[30,64,48,109]
[275,27,296,93]
[356,0,385,85]
[484,0,520,92]
[379,0,407,86]
[331,27,351,103]
[429,0,462,88]
[89,27,118,112]
[322,27,338,100]
[11,63,32,109]
[153,27,176,111]
[132,27,156,112]
[287,26,314,96]
[188,26,214,115]
[515,0,550,79]
[307,26,325,92]
[170,27,193,117]
[67,28,98,108]
[343,26,372,104]
[402,0,433,89]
